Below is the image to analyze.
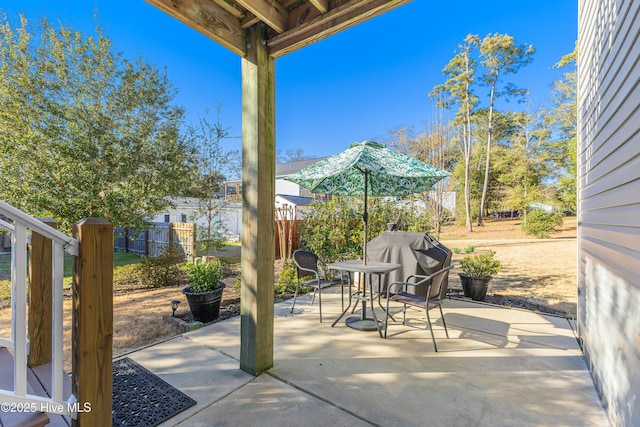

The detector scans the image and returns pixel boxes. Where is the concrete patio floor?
[126,290,609,427]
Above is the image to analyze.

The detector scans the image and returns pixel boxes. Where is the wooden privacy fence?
[275,219,301,259]
[114,222,196,261]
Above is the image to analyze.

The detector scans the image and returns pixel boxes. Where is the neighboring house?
[223,157,327,202]
[275,157,326,197]
[275,194,313,220]
[578,1,640,425]
[152,197,242,239]
[528,202,554,213]
[436,191,456,213]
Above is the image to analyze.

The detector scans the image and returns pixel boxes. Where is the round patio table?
[327,260,401,337]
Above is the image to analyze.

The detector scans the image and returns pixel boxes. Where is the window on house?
[164,215,170,223]
[181,214,187,223]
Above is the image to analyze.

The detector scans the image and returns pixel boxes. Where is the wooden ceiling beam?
[145,0,247,55]
[235,0,289,33]
[268,0,410,58]
[241,12,261,29]
[309,0,328,14]
[211,0,245,19]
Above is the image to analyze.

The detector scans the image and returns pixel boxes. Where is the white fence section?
[0,200,79,418]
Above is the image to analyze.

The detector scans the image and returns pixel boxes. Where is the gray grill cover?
[366,232,452,296]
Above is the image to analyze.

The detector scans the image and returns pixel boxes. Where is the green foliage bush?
[185,258,224,292]
[113,264,144,288]
[465,245,475,254]
[299,198,363,263]
[275,261,310,294]
[138,245,186,288]
[460,250,502,278]
[522,210,564,238]
[299,198,435,264]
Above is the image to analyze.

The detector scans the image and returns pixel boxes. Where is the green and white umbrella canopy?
[285,141,450,263]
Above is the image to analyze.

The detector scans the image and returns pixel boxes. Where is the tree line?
[0,14,576,242]
[387,33,576,232]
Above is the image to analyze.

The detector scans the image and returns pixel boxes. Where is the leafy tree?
[492,111,550,221]
[430,34,479,232]
[545,47,577,214]
[184,104,240,255]
[277,147,311,163]
[387,118,455,239]
[0,14,196,232]
[476,33,535,226]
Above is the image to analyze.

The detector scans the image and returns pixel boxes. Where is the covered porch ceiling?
[145,0,410,58]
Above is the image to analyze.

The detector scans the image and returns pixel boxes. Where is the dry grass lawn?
[441,216,577,317]
[0,216,577,371]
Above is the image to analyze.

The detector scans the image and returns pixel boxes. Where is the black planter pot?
[183,283,226,323]
[459,274,491,301]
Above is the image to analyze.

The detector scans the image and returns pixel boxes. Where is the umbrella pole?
[363,171,368,265]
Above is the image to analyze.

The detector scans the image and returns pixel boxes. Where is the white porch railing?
[0,200,79,418]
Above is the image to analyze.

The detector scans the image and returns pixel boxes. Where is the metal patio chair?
[383,265,454,351]
[291,250,344,322]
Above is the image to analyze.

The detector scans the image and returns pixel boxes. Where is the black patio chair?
[291,250,344,322]
[383,265,454,351]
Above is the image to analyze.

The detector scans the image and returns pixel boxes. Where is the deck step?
[0,347,71,427]
[28,364,71,427]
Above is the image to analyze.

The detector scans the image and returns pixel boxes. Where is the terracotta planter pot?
[183,283,226,323]
[459,274,491,301]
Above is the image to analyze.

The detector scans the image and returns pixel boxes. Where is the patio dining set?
[290,240,454,352]
[284,140,454,352]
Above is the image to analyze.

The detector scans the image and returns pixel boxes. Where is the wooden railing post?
[28,218,56,367]
[72,218,113,427]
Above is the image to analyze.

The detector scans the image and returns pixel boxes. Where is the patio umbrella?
[285,141,450,264]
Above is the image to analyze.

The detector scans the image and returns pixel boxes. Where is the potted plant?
[183,257,226,323]
[458,250,502,301]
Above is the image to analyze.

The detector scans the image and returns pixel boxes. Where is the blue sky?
[2,1,577,159]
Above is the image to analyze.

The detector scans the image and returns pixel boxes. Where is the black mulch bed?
[447,289,571,318]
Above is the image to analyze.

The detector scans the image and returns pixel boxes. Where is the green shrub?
[460,250,502,278]
[464,245,475,254]
[138,245,186,288]
[299,198,437,264]
[185,259,224,292]
[275,261,310,295]
[113,264,144,288]
[452,247,461,254]
[522,210,563,238]
[299,198,362,263]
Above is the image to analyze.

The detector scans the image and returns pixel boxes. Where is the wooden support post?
[28,218,56,367]
[240,22,275,375]
[72,218,113,427]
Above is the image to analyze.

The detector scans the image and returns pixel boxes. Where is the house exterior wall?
[275,179,300,196]
[578,1,640,425]
[152,198,242,237]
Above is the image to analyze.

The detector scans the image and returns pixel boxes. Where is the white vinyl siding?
[578,0,640,426]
